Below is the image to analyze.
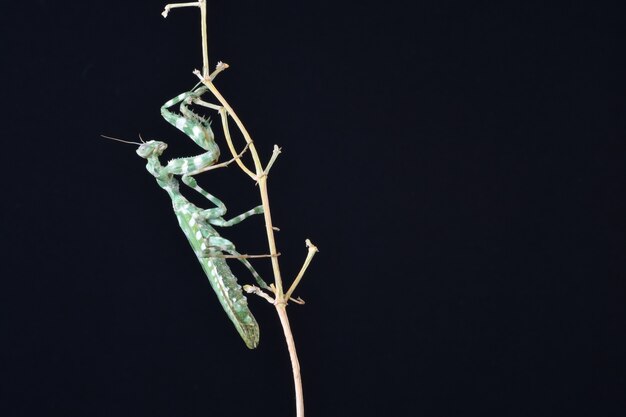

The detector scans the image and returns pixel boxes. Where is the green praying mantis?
[105,80,274,349]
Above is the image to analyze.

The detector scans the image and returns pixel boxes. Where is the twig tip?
[305,239,319,252]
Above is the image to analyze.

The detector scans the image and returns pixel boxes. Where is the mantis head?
[136,140,168,159]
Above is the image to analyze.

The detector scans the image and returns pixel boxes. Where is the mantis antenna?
[101,134,145,145]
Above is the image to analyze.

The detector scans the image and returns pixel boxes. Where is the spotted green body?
[134,85,268,348]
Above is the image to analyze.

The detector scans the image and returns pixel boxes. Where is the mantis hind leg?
[198,241,270,290]
[229,251,270,290]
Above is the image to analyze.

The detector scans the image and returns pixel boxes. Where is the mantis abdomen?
[174,198,261,349]
[198,257,259,348]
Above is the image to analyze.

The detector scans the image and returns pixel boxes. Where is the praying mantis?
[107,82,273,349]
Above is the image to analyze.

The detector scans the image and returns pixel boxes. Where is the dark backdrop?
[1,1,625,416]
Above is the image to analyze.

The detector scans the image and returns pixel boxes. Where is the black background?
[1,1,625,416]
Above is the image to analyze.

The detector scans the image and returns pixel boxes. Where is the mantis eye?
[136,141,167,158]
[136,143,152,158]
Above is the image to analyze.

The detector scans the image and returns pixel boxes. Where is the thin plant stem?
[276,303,304,417]
[199,0,209,77]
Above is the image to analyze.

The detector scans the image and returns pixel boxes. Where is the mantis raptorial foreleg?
[160,81,255,181]
[161,62,228,150]
[161,85,212,147]
[159,85,223,177]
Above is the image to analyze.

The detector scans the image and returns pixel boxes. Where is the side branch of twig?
[285,240,319,300]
